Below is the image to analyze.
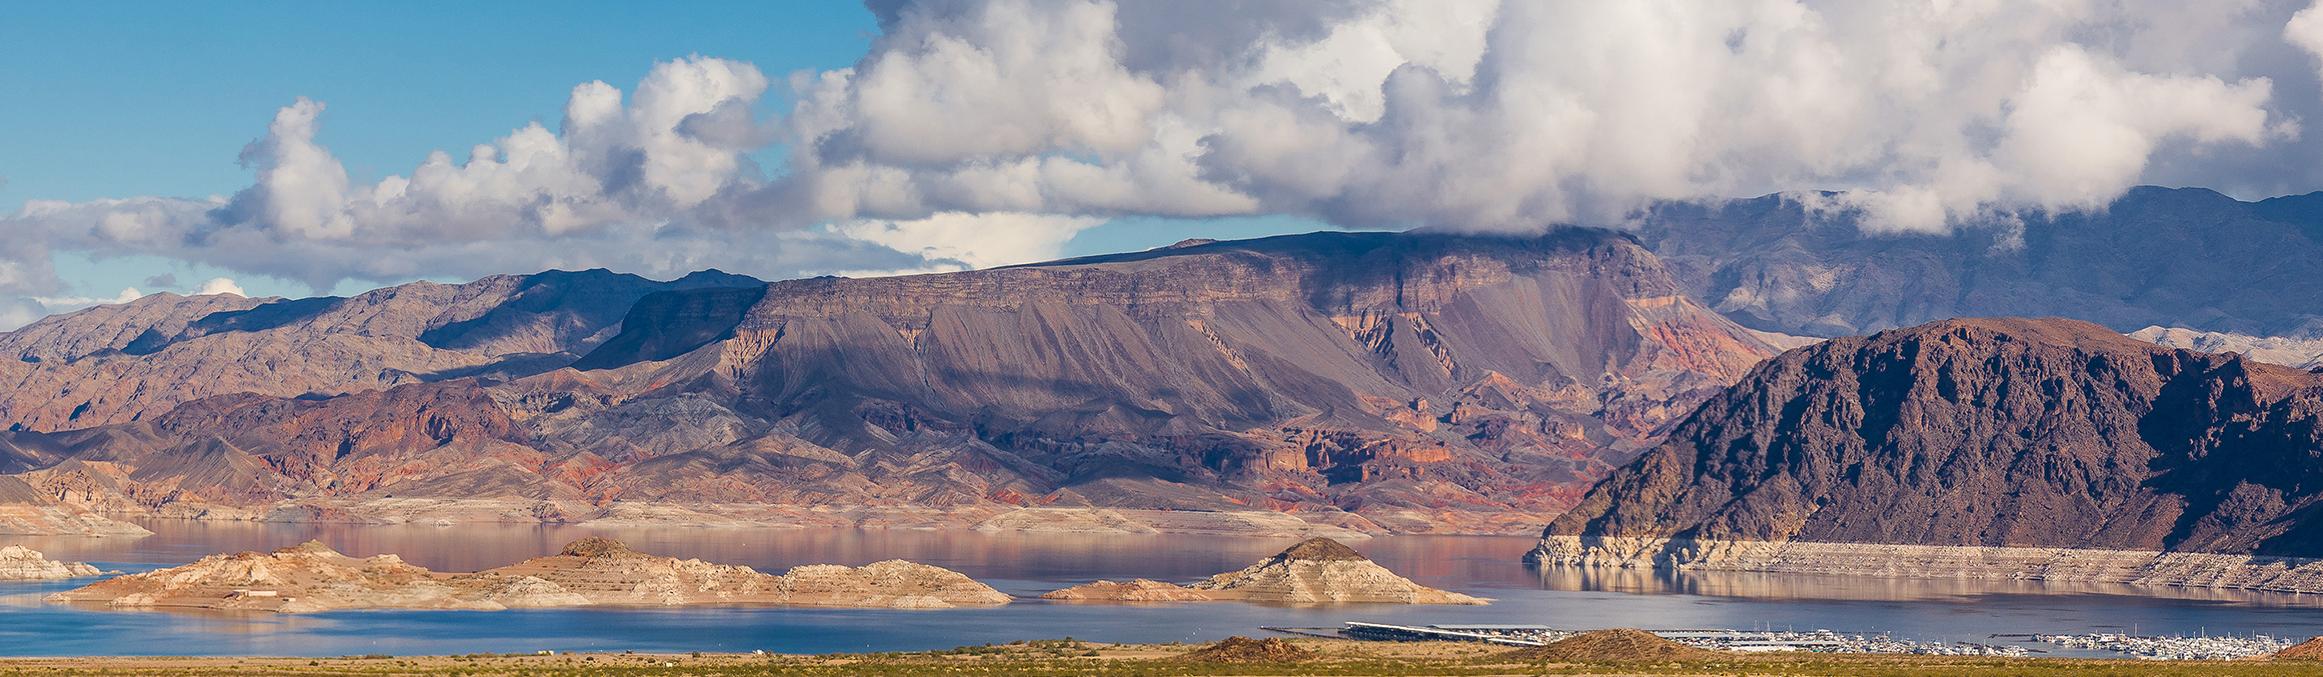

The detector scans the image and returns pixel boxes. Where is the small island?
[1042,537,1484,605]
[0,545,101,580]
[47,537,1010,613]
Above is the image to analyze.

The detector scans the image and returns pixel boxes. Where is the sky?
[5,0,2323,327]
[0,1,1324,309]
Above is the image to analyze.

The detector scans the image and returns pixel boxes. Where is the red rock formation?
[1544,317,2323,556]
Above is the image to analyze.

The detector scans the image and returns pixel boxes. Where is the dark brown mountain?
[1634,186,2323,337]
[1542,317,2323,556]
[0,229,1781,533]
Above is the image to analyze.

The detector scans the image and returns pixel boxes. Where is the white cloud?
[2290,1,2323,86]
[233,98,353,239]
[766,0,2304,235]
[193,277,245,297]
[6,0,2323,329]
[833,212,1103,271]
[829,0,1165,165]
[32,287,143,310]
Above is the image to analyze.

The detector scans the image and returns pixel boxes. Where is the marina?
[2027,632,2298,660]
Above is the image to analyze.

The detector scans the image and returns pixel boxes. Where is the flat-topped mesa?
[1041,537,1483,605]
[51,538,1012,613]
[0,545,100,580]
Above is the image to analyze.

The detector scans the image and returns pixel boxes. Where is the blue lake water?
[0,520,2317,656]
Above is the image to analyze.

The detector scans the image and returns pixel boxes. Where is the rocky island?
[49,537,1009,613]
[462,537,1010,609]
[1042,537,1483,605]
[0,545,101,580]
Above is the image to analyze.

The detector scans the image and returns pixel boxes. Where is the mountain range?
[1634,186,2323,337]
[0,229,1778,534]
[12,185,2323,562]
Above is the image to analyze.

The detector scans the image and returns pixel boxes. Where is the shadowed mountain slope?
[1543,317,2323,556]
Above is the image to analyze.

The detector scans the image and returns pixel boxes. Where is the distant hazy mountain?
[2132,326,2323,371]
[1634,186,2323,337]
[0,229,1780,533]
[1545,317,2323,556]
[0,269,760,431]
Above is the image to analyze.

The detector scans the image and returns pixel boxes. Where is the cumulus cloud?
[33,287,144,310]
[777,0,2306,234]
[1,57,923,299]
[833,212,1103,271]
[193,277,245,297]
[10,0,2323,329]
[2290,1,2323,85]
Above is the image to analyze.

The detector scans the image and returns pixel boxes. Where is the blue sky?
[0,1,1325,301]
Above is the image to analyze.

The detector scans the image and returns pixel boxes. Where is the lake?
[0,520,2317,656]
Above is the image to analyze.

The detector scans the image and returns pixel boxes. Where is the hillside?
[0,229,1780,534]
[1535,317,2323,590]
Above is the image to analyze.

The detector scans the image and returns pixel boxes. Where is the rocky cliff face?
[0,230,1777,534]
[1540,318,2323,561]
[1635,187,2323,337]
